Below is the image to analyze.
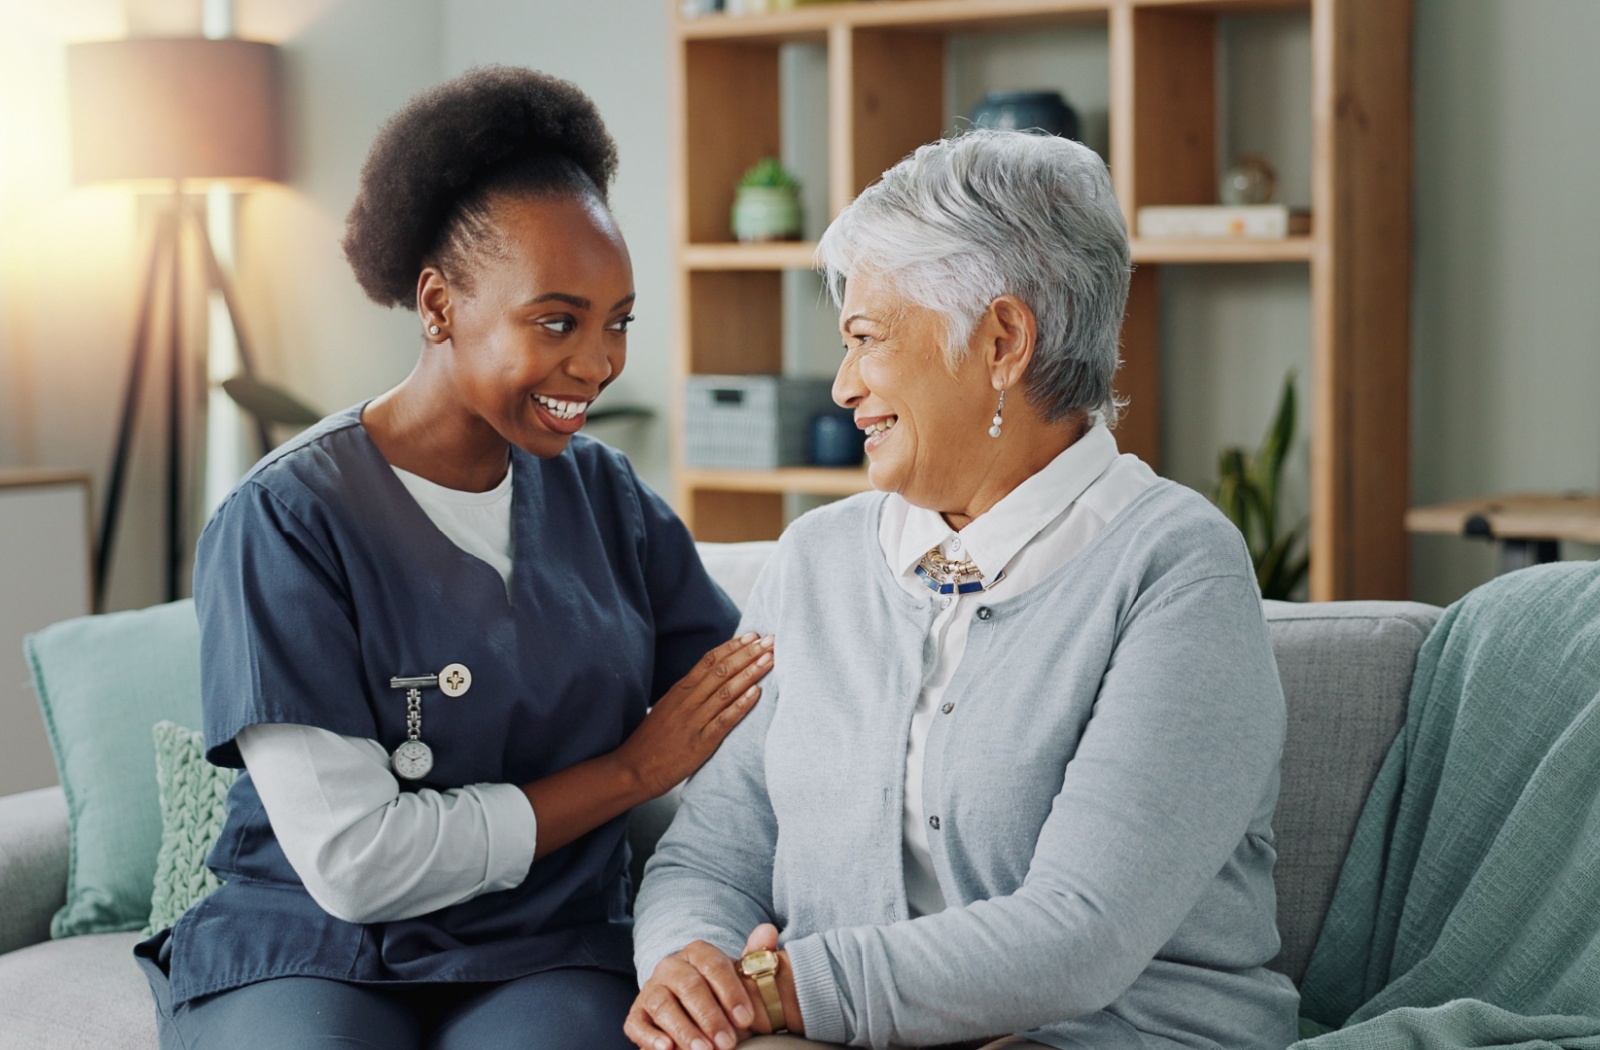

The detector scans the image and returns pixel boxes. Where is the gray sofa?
[0,541,1441,1049]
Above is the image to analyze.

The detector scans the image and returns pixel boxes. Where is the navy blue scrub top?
[142,405,739,1006]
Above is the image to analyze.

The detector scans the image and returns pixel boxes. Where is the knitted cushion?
[144,722,237,934]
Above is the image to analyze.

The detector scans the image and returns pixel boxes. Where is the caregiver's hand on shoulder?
[519,634,771,861]
[618,633,774,798]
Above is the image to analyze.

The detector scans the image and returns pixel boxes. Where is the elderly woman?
[627,129,1299,1050]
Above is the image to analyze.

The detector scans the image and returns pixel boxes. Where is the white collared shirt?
[878,424,1158,916]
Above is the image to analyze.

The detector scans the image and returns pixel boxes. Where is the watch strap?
[752,968,787,1034]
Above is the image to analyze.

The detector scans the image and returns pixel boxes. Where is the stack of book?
[1136,205,1312,240]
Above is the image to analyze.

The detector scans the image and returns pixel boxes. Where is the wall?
[440,0,677,491]
[2,0,1597,626]
[0,2,150,610]
[230,0,445,428]
[1409,0,1600,603]
[0,0,443,617]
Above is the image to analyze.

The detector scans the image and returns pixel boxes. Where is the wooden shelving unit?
[670,0,1412,600]
[683,466,875,497]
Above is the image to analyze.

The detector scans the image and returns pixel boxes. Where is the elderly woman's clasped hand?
[628,924,800,1050]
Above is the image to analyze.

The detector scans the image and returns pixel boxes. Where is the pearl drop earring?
[988,390,1006,439]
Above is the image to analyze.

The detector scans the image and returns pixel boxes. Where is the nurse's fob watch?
[387,663,472,780]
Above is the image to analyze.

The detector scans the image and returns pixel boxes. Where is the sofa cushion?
[1264,599,1442,986]
[0,932,155,1049]
[0,786,69,955]
[695,541,777,612]
[26,600,202,938]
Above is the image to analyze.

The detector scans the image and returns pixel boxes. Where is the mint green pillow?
[145,721,236,933]
[25,600,202,937]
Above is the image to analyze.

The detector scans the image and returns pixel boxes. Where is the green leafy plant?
[737,157,800,190]
[1212,372,1310,600]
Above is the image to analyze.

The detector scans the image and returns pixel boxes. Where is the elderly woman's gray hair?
[816,129,1131,423]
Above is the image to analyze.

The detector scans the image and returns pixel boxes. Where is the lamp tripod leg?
[165,185,184,604]
[94,207,174,612]
[183,200,272,454]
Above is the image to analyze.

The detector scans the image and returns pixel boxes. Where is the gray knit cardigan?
[634,481,1300,1050]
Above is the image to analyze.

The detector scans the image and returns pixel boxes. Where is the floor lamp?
[67,37,283,611]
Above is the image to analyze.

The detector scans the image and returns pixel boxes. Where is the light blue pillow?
[26,599,202,937]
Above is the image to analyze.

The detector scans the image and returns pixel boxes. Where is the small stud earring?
[988,389,1006,439]
[428,324,441,336]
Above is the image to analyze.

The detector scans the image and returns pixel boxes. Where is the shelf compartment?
[686,489,787,543]
[682,40,783,245]
[1110,4,1216,218]
[1130,235,1314,263]
[688,271,785,374]
[837,26,947,206]
[1130,0,1307,11]
[681,241,819,270]
[683,466,872,498]
[678,1,1109,42]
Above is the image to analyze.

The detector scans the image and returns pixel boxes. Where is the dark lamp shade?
[67,37,283,185]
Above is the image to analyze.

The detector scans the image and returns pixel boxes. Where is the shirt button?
[950,537,962,550]
[940,597,952,610]
[928,816,941,830]
[976,606,993,621]
[941,702,954,715]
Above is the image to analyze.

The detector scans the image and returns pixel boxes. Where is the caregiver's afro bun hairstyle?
[342,66,618,308]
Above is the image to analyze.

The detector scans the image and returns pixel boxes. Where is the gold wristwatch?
[739,949,788,1034]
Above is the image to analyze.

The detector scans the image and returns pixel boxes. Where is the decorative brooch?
[914,547,1004,595]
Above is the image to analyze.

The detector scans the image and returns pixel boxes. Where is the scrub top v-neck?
[139,404,739,1007]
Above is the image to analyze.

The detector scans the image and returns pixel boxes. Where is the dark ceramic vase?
[808,412,865,467]
[968,90,1080,141]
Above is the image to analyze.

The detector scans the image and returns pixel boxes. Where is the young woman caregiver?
[133,67,771,1050]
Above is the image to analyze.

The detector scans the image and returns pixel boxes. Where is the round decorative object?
[438,663,472,698]
[1221,154,1278,205]
[808,413,864,467]
[391,739,434,781]
[968,90,1080,141]
[731,186,803,243]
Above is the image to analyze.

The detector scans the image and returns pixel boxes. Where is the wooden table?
[1406,492,1600,574]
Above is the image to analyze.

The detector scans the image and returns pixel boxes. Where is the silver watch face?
[391,739,434,781]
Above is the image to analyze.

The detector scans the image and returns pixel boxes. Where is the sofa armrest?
[0,786,69,954]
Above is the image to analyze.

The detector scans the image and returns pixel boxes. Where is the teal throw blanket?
[1294,562,1600,1048]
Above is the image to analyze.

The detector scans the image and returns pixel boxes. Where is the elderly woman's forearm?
[634,865,778,975]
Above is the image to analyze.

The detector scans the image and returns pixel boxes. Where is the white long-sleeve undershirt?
[233,463,537,924]
[236,723,537,923]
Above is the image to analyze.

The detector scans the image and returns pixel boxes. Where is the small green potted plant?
[1212,372,1310,601]
[731,157,803,243]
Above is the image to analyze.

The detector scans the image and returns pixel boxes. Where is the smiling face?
[832,270,1006,512]
[426,191,635,460]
